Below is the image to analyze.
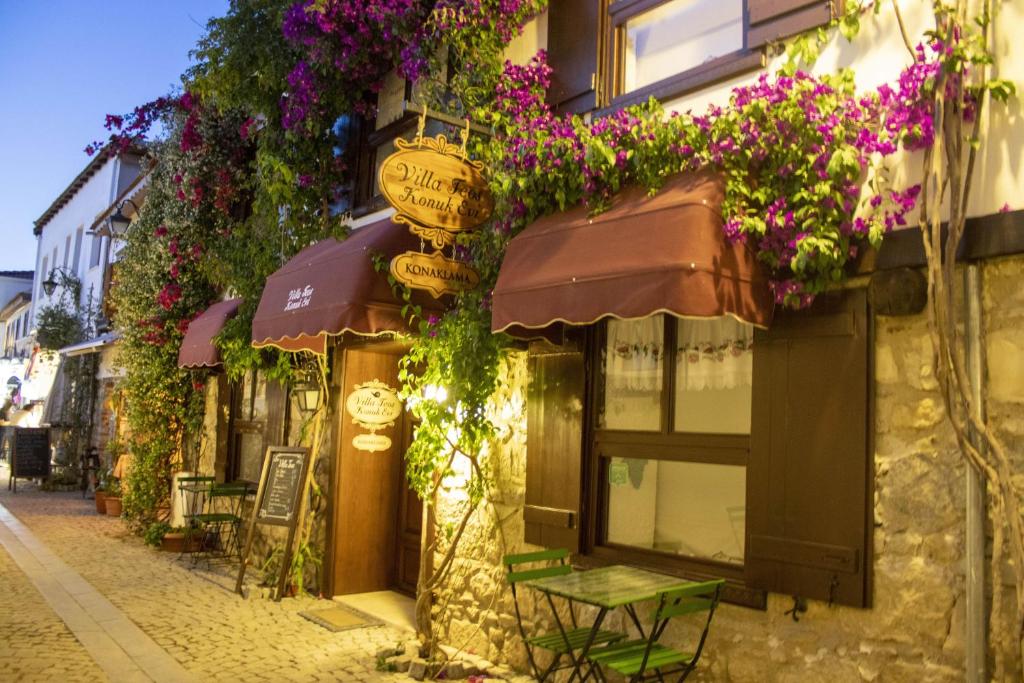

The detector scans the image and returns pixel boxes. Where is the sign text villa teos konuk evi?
[379,134,490,297]
[345,380,403,453]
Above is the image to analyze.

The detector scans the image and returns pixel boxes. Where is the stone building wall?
[91,377,118,460]
[433,258,1024,681]
[982,255,1024,680]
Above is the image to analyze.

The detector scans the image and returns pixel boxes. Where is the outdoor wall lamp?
[107,198,139,236]
[42,267,80,299]
[294,382,322,414]
[42,273,59,297]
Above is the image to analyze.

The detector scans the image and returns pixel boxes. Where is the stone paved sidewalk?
[0,538,109,682]
[0,475,411,682]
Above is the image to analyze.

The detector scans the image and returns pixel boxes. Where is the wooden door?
[331,348,405,595]
[393,416,422,595]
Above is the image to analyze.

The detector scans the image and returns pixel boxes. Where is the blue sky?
[0,0,230,271]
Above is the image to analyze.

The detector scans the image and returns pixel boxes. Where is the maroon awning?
[491,171,773,335]
[177,298,242,369]
[251,219,429,354]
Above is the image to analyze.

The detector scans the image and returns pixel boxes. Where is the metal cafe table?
[521,564,694,681]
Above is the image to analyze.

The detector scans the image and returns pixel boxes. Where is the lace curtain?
[675,317,753,391]
[605,317,664,392]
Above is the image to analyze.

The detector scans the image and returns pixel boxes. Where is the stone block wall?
[432,258,1024,681]
[91,377,119,461]
[983,255,1024,680]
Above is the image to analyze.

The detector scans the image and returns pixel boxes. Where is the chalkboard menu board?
[236,446,312,601]
[257,450,306,526]
[8,428,51,492]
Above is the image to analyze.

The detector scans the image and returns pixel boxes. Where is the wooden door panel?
[393,415,422,595]
[332,349,404,595]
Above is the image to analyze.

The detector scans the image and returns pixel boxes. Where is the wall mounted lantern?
[42,272,59,297]
[294,382,322,414]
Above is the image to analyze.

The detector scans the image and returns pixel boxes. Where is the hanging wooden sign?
[389,250,481,299]
[345,380,402,453]
[379,135,494,249]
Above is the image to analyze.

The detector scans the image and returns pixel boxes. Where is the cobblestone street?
[0,472,412,682]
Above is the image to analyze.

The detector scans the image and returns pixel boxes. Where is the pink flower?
[1000,202,1011,213]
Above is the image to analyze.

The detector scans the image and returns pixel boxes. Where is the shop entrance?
[330,345,421,597]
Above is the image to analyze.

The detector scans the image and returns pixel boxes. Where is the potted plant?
[94,466,112,514]
[104,477,123,517]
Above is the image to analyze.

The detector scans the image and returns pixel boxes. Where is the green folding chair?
[177,476,215,559]
[504,548,626,681]
[585,578,725,682]
[192,483,249,561]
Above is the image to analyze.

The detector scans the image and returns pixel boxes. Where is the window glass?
[252,373,268,421]
[72,228,84,274]
[599,317,663,431]
[236,432,264,483]
[39,256,49,299]
[606,457,745,564]
[622,0,743,93]
[674,318,753,433]
[90,235,103,268]
[373,123,418,196]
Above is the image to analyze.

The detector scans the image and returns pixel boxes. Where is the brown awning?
[251,218,429,354]
[178,298,242,369]
[491,171,773,335]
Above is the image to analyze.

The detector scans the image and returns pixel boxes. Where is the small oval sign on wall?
[345,380,403,433]
[352,433,393,453]
[379,135,494,248]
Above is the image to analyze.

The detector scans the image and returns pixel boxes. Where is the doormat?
[299,605,381,632]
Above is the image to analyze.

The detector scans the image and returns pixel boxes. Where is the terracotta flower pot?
[94,492,107,515]
[160,532,201,553]
[105,497,123,517]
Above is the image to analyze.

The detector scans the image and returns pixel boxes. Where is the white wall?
[661,1,1024,220]
[30,154,142,336]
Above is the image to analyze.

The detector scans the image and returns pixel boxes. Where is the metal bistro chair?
[505,548,626,681]
[585,578,725,682]
[177,475,215,560]
[191,483,249,561]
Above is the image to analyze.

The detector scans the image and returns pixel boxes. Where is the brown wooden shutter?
[747,0,836,49]
[746,288,871,607]
[524,340,585,552]
[265,380,287,448]
[546,0,600,114]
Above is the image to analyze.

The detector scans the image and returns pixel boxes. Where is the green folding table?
[522,565,694,682]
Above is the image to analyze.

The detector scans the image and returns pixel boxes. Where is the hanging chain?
[414,103,427,147]
[459,116,471,160]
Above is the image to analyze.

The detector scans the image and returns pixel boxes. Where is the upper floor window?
[581,0,836,111]
[620,0,743,94]
[90,234,103,268]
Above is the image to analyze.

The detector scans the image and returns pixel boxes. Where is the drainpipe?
[964,263,986,683]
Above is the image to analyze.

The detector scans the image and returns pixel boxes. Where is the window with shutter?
[524,339,586,553]
[746,288,871,608]
[227,372,288,483]
[523,295,872,609]
[546,0,603,114]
